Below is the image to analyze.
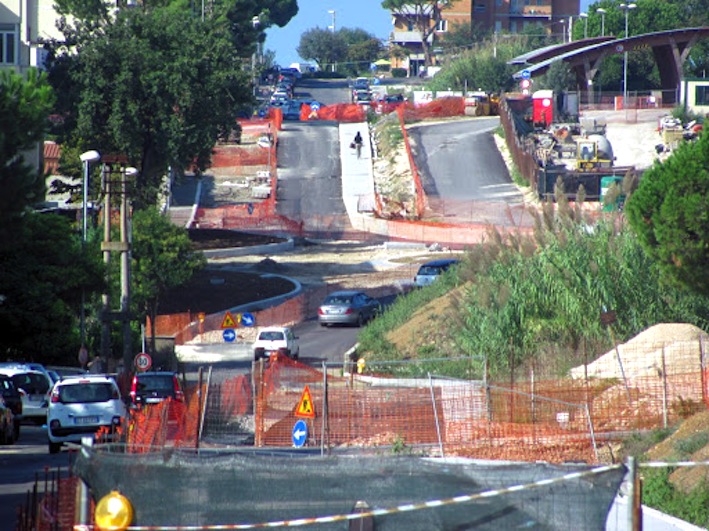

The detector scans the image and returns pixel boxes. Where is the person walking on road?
[353,131,363,159]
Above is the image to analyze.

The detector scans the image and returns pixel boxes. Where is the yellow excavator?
[466,92,500,116]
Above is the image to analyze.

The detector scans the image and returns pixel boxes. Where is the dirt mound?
[570,323,708,379]
[385,285,466,356]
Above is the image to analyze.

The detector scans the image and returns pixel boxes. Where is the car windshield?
[325,295,353,305]
[418,266,444,276]
[259,331,285,341]
[59,383,115,403]
[136,375,175,392]
[10,373,49,394]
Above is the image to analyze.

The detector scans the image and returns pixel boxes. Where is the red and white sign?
[134,353,152,372]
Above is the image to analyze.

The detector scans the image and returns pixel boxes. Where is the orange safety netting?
[300,103,367,123]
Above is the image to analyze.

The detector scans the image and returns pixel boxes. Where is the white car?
[47,375,127,454]
[253,326,300,361]
[0,366,52,425]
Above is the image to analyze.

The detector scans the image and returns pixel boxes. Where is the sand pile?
[570,323,708,380]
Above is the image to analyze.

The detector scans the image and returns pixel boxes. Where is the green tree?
[625,131,709,297]
[429,38,523,93]
[382,0,452,67]
[131,208,206,356]
[297,28,348,71]
[48,4,253,209]
[0,213,104,364]
[0,69,55,244]
[538,61,576,93]
[439,21,489,55]
[339,28,383,74]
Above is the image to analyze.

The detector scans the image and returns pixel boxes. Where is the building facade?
[0,0,68,73]
[389,0,580,76]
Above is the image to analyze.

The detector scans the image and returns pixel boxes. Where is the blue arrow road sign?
[292,420,308,448]
[241,312,255,327]
[521,69,531,79]
[223,329,236,342]
[310,101,321,111]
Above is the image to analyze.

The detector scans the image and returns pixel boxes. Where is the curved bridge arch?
[509,27,709,104]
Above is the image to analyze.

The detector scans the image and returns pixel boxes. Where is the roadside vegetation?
[359,197,709,379]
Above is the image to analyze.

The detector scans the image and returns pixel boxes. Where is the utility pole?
[99,157,137,371]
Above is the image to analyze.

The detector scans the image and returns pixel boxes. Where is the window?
[474,2,486,13]
[695,85,709,106]
[0,24,17,65]
[436,19,448,32]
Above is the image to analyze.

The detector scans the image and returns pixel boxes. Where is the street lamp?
[620,3,637,110]
[79,150,100,354]
[579,12,588,39]
[328,10,336,72]
[596,8,607,36]
[252,15,261,96]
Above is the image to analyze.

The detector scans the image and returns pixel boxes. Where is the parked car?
[354,89,371,106]
[0,394,15,444]
[252,326,300,361]
[47,374,127,453]
[129,371,184,408]
[318,290,381,327]
[283,100,303,121]
[414,259,460,287]
[0,375,22,440]
[0,366,52,425]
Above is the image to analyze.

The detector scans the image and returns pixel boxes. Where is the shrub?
[391,68,407,78]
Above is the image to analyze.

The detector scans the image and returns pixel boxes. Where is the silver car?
[318,290,381,327]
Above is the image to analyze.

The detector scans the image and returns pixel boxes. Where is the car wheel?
[357,313,365,327]
[48,441,62,454]
[320,322,328,327]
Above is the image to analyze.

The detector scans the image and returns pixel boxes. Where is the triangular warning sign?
[221,311,236,329]
[295,385,316,418]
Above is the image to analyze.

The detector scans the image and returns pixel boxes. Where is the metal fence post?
[75,437,93,526]
[428,373,444,457]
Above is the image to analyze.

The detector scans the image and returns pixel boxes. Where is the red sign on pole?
[134,353,152,372]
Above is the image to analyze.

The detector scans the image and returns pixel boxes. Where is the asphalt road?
[408,118,532,225]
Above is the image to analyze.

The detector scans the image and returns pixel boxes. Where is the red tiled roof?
[44,141,61,175]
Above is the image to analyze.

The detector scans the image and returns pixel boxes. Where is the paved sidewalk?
[338,122,376,223]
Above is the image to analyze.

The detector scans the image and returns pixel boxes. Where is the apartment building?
[0,0,67,73]
[389,0,579,76]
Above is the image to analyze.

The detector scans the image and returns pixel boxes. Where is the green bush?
[642,468,709,528]
[391,68,408,78]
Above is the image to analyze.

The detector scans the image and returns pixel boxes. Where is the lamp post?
[328,10,336,72]
[579,12,588,39]
[79,149,100,354]
[596,8,606,36]
[252,15,260,96]
[620,3,637,110]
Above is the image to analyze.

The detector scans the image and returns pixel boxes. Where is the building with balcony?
[389,0,579,77]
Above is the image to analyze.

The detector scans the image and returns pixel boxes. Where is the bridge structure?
[509,27,709,105]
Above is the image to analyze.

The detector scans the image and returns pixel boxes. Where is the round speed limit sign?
[134,352,152,372]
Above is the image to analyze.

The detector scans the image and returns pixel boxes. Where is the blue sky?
[265,0,593,68]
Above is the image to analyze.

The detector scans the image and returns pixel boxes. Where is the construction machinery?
[465,92,500,116]
[576,134,614,171]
